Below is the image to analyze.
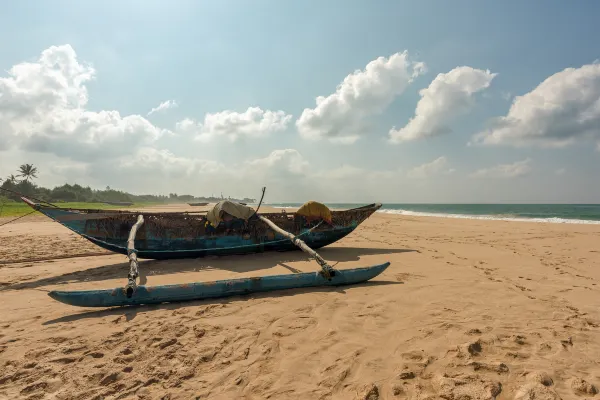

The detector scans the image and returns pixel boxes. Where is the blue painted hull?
[22,199,381,260]
[48,262,391,307]
[74,226,356,260]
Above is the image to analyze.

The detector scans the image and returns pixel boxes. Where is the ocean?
[265,203,600,225]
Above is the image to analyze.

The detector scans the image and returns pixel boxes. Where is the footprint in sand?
[81,351,105,360]
[49,356,77,364]
[398,350,435,377]
[506,351,530,360]
[514,284,532,292]
[469,361,509,374]
[61,344,87,354]
[515,383,559,400]
[46,336,70,344]
[20,381,49,396]
[570,377,598,395]
[536,341,558,356]
[433,374,502,399]
[526,371,554,386]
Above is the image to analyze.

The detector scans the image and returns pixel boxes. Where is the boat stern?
[20,196,39,210]
[332,202,382,228]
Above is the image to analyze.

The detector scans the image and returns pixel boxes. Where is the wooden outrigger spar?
[47,263,391,308]
[20,190,390,308]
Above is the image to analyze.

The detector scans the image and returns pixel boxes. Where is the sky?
[1,0,600,203]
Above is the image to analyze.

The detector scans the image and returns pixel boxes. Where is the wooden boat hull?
[47,262,391,307]
[21,198,381,260]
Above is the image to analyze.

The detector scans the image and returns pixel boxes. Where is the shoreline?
[3,205,600,226]
[268,203,600,225]
[4,201,600,225]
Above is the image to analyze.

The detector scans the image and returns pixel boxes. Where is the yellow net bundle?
[296,201,332,224]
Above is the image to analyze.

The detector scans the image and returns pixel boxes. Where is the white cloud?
[0,45,309,200]
[48,160,90,176]
[119,147,224,176]
[23,110,166,161]
[176,107,292,142]
[555,167,566,176]
[97,148,310,187]
[311,163,403,182]
[296,51,426,144]
[147,99,178,116]
[324,165,366,179]
[389,66,496,143]
[0,44,169,161]
[470,158,532,179]
[0,44,294,173]
[247,149,309,175]
[329,135,361,145]
[471,63,600,148]
[407,156,455,178]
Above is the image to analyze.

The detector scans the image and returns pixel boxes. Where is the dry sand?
[1,204,600,399]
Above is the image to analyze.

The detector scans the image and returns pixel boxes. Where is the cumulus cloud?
[296,51,426,144]
[0,44,314,200]
[26,111,167,161]
[470,159,532,179]
[119,147,224,177]
[176,107,292,142]
[247,149,309,175]
[93,148,310,189]
[147,99,178,116]
[47,160,90,182]
[407,156,455,178]
[313,165,402,182]
[1,43,501,202]
[0,43,297,173]
[471,63,600,148]
[389,66,496,143]
[0,45,171,161]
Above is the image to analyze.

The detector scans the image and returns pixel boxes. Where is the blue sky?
[1,0,600,203]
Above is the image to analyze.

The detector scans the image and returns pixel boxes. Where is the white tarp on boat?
[206,200,256,227]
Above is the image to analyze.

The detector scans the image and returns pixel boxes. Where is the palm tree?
[18,164,38,182]
[1,175,17,184]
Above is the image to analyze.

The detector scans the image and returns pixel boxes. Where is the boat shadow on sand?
[42,280,401,326]
[2,247,417,293]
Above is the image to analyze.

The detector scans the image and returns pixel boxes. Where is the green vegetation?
[1,163,257,218]
[0,200,155,218]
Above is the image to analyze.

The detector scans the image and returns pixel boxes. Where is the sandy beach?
[1,205,600,400]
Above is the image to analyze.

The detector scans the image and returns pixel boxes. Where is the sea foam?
[377,209,600,225]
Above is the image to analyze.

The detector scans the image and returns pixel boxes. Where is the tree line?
[1,164,256,204]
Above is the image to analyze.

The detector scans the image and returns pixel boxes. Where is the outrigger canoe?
[21,198,382,260]
[20,196,390,308]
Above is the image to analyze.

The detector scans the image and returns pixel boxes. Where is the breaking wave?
[376,208,600,225]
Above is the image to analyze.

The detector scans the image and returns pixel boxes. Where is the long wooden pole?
[125,215,145,297]
[258,216,337,279]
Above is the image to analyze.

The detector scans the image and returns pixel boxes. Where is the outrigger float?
[20,190,390,308]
